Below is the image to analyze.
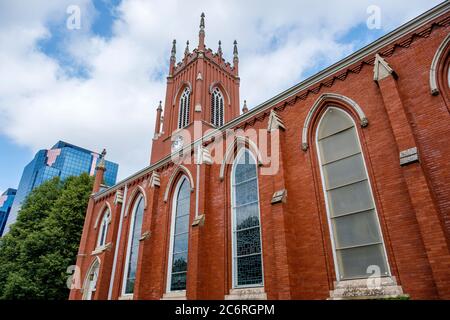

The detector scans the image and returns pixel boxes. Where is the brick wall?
[70,11,450,300]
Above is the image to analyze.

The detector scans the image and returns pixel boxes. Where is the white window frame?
[211,87,224,127]
[82,258,100,300]
[121,194,144,297]
[166,176,190,294]
[314,106,391,281]
[230,148,265,289]
[96,209,111,249]
[178,87,191,129]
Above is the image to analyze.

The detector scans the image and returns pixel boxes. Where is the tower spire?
[93,149,107,193]
[217,40,222,58]
[169,39,176,75]
[184,40,190,57]
[171,39,176,60]
[233,40,239,75]
[198,12,205,50]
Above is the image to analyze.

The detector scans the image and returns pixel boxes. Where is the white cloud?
[0,0,442,181]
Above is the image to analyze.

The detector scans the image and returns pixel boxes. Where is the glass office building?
[0,188,17,236]
[2,141,119,236]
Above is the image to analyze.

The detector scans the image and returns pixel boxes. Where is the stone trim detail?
[91,242,112,255]
[196,146,213,165]
[373,54,396,81]
[93,201,112,229]
[161,291,187,300]
[192,214,205,227]
[267,110,286,132]
[114,190,124,205]
[139,231,151,241]
[149,171,161,188]
[163,165,195,202]
[400,147,419,166]
[302,93,369,151]
[224,287,267,300]
[271,189,287,204]
[329,277,406,300]
[430,33,450,95]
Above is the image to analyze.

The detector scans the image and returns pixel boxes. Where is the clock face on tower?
[171,135,184,153]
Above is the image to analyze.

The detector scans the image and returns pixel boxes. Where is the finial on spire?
[200,12,205,30]
[157,100,162,111]
[198,13,206,50]
[184,40,190,56]
[233,40,238,60]
[171,39,176,60]
[242,100,248,113]
[218,40,222,57]
[97,148,107,169]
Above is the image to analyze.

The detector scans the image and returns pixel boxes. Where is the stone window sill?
[118,294,134,300]
[91,242,112,255]
[225,287,267,300]
[329,276,406,300]
[161,291,187,300]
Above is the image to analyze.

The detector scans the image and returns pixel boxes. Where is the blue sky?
[0,0,443,193]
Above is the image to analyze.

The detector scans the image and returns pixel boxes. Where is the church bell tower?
[150,13,241,163]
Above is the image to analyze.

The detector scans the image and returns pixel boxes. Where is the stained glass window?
[211,87,224,127]
[232,149,263,287]
[316,107,389,280]
[178,87,191,128]
[168,177,191,291]
[123,195,144,294]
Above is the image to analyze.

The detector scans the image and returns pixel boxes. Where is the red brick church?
[69,3,450,300]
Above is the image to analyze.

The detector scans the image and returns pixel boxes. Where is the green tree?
[0,173,93,299]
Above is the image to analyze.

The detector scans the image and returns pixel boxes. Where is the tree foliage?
[0,173,92,299]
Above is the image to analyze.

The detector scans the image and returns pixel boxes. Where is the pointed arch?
[314,107,390,280]
[430,33,450,95]
[230,148,264,288]
[166,175,191,292]
[94,201,112,229]
[124,185,147,217]
[82,257,101,300]
[178,87,191,128]
[172,81,193,107]
[163,165,195,202]
[301,93,368,151]
[121,193,145,295]
[220,136,264,181]
[210,87,225,127]
[209,81,231,106]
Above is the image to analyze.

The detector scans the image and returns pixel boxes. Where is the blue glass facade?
[0,189,17,236]
[2,141,119,236]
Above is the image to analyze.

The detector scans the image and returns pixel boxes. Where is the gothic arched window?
[167,176,191,292]
[97,209,111,248]
[315,107,389,280]
[83,258,100,300]
[122,194,145,295]
[231,149,264,287]
[211,87,224,127]
[178,87,191,129]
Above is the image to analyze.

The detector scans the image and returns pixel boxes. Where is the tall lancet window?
[178,87,191,129]
[167,176,191,292]
[122,194,144,295]
[316,107,389,280]
[231,149,264,287]
[211,87,224,127]
[97,209,111,248]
